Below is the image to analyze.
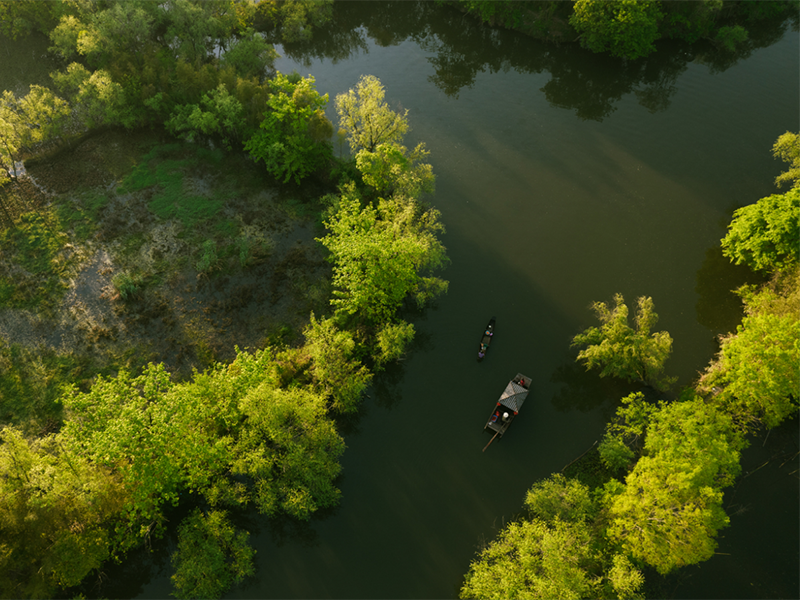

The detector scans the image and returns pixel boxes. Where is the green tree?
[524,473,595,523]
[699,310,800,430]
[231,381,345,520]
[605,397,745,574]
[572,294,675,390]
[318,184,448,325]
[374,320,416,368]
[51,63,126,129]
[60,364,232,551]
[171,509,255,600]
[720,187,800,273]
[570,0,663,59]
[256,0,335,43]
[598,391,659,471]
[460,517,601,600]
[356,141,435,200]
[303,313,373,413]
[166,84,246,150]
[244,71,333,183]
[335,74,409,153]
[0,0,63,39]
[0,427,125,598]
[772,131,800,188]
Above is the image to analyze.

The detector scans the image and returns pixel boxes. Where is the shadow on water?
[694,245,767,338]
[277,0,797,121]
[549,350,642,419]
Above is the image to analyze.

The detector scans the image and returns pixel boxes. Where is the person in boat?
[485,328,493,336]
[502,411,509,422]
[491,409,500,422]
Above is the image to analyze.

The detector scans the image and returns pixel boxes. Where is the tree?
[570,0,663,60]
[303,313,373,413]
[598,392,659,471]
[524,473,595,523]
[244,71,333,183]
[166,84,246,150]
[699,311,800,430]
[374,320,416,368]
[0,0,63,39]
[51,63,126,129]
[171,509,255,600]
[231,382,345,520]
[605,397,745,574]
[60,364,232,551]
[335,74,409,153]
[460,517,601,600]
[356,141,435,200]
[721,188,800,273]
[772,131,800,189]
[572,294,675,390]
[0,427,125,598]
[318,184,448,325]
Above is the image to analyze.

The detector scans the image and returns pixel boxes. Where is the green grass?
[0,211,70,309]
[118,143,226,228]
[54,189,112,242]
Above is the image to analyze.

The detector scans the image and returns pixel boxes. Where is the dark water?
[3,2,798,598]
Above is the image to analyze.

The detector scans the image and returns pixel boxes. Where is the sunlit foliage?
[570,0,663,60]
[335,74,409,153]
[572,294,675,390]
[721,187,800,273]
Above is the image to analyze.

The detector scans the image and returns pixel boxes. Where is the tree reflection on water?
[276,0,797,121]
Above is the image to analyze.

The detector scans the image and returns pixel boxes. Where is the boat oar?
[482,431,500,452]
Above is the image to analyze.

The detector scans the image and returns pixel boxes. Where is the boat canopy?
[498,380,528,412]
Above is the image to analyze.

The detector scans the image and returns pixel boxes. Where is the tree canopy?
[335,74,409,153]
[244,72,333,183]
[570,0,663,60]
[720,187,800,273]
[572,294,675,390]
[318,185,448,326]
[605,396,745,574]
[772,131,800,189]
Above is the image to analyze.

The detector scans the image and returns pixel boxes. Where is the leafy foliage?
[245,72,333,184]
[460,517,601,600]
[335,74,409,153]
[720,187,800,273]
[356,142,435,200]
[171,509,255,600]
[0,426,125,598]
[572,294,675,390]
[374,320,416,368]
[605,397,745,574]
[318,185,448,325]
[570,0,663,60]
[166,84,247,150]
[699,310,800,430]
[524,473,595,523]
[303,313,373,413]
[772,131,800,189]
[598,392,658,471]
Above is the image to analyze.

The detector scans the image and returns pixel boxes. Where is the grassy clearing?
[0,211,72,309]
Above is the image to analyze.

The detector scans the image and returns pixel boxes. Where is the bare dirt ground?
[0,128,332,380]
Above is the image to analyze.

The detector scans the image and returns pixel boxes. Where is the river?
[3,2,798,598]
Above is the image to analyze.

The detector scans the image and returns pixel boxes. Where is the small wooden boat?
[477,317,495,361]
[483,373,531,451]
